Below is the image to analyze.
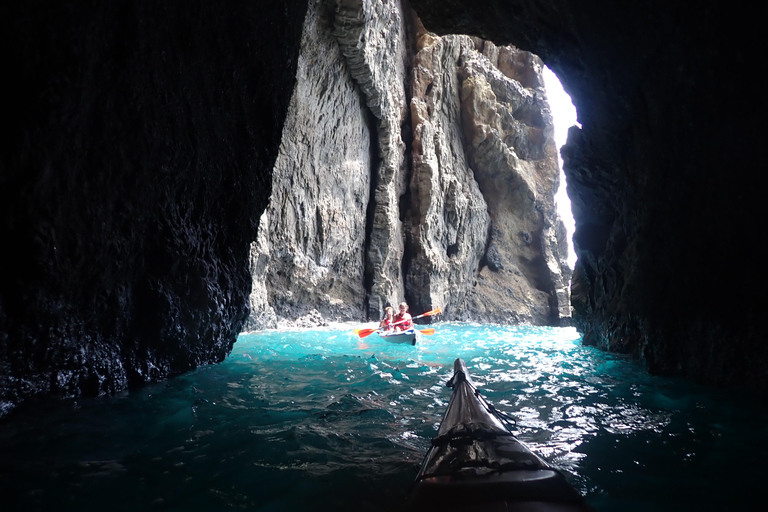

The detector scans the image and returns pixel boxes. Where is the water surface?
[1,323,764,511]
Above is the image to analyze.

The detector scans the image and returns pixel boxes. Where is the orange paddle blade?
[356,328,378,338]
[419,328,435,335]
[418,307,442,318]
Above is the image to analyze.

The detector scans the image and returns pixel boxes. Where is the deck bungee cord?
[405,358,595,512]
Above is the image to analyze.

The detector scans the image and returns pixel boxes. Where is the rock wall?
[244,0,372,330]
[405,28,570,323]
[333,0,412,319]
[408,0,767,390]
[404,30,492,319]
[249,0,570,327]
[0,0,308,417]
[454,41,571,324]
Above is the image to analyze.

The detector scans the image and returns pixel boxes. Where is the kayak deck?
[406,358,593,511]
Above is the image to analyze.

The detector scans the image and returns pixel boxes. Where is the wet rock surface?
[409,0,767,390]
[0,0,307,416]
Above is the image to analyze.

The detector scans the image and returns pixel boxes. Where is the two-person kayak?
[378,328,420,345]
[353,307,441,344]
[406,358,594,511]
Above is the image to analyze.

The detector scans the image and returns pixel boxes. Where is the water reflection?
[1,323,764,512]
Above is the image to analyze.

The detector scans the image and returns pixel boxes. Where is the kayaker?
[379,306,395,332]
[393,302,413,331]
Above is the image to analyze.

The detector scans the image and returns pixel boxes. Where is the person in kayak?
[379,306,395,332]
[393,302,413,331]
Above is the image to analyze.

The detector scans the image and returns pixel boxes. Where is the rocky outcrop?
[408,0,767,390]
[404,31,491,319]
[243,0,372,330]
[404,28,570,323]
[333,0,412,319]
[454,41,571,324]
[247,0,570,328]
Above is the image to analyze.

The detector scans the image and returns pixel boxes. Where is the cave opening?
[542,66,578,270]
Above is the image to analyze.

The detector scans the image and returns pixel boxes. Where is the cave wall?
[4,0,762,419]
[0,0,308,416]
[408,0,766,389]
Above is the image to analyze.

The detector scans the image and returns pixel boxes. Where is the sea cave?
[1,0,765,432]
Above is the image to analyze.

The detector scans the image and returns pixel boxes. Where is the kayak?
[405,358,594,512]
[378,328,420,345]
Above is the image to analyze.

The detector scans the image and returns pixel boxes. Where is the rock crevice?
[248,0,571,328]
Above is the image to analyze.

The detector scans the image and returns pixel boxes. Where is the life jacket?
[393,312,412,330]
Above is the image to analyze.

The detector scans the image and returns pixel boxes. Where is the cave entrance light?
[542,66,579,269]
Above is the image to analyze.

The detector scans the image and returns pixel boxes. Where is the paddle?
[354,307,442,338]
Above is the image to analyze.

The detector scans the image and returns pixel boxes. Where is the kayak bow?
[406,358,594,511]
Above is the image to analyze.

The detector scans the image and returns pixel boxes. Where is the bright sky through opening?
[542,66,578,269]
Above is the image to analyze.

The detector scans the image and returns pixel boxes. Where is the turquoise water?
[1,323,765,511]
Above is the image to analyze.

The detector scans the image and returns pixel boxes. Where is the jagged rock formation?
[406,26,570,323]
[454,40,571,324]
[243,0,372,330]
[248,0,570,328]
[333,0,412,319]
[404,31,492,320]
[408,0,766,390]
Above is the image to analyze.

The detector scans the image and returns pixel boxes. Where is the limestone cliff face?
[249,0,570,327]
[244,0,372,330]
[333,0,412,319]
